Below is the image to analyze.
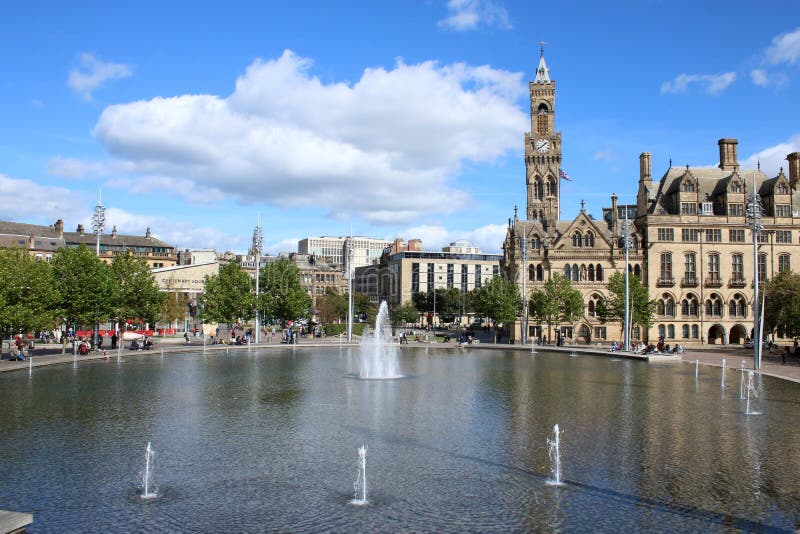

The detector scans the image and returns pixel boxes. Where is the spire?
[535,41,550,83]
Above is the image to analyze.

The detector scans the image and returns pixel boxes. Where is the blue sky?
[1,1,798,255]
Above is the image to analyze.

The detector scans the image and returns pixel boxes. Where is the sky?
[1,1,799,255]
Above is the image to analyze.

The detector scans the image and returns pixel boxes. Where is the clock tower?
[525,46,562,224]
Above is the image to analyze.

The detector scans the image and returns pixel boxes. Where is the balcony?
[656,277,675,287]
[705,276,723,288]
[681,276,699,287]
[729,276,747,288]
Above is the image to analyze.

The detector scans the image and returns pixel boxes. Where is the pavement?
[3,335,800,384]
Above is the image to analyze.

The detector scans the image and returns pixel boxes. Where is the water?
[141,442,157,499]
[745,371,761,416]
[740,362,746,400]
[350,445,368,505]
[695,359,699,378]
[546,424,563,486]
[1,348,798,532]
[358,301,401,379]
[721,359,726,389]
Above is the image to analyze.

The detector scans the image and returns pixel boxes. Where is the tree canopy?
[201,262,255,324]
[528,273,584,332]
[110,253,166,324]
[596,272,656,334]
[392,302,419,326]
[51,245,116,330]
[764,271,800,339]
[473,276,522,325]
[259,258,311,324]
[0,248,61,340]
[316,287,348,324]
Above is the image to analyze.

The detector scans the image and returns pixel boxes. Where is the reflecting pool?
[1,348,799,532]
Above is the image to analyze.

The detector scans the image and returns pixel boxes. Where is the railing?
[705,276,723,288]
[656,277,675,287]
[729,276,747,288]
[681,276,699,287]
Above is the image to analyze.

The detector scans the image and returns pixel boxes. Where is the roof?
[0,220,62,239]
[535,52,550,83]
[63,231,174,249]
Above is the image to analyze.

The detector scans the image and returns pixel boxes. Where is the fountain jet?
[546,424,563,486]
[350,445,368,505]
[141,441,157,499]
[359,301,401,379]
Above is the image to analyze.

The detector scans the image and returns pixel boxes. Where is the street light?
[91,190,106,257]
[746,174,765,369]
[621,217,632,351]
[520,234,528,346]
[346,230,354,342]
[253,214,263,344]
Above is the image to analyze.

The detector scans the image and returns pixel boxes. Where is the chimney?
[639,152,652,183]
[76,224,84,235]
[611,193,619,233]
[787,152,800,190]
[28,234,35,249]
[718,138,739,171]
[145,227,152,239]
[408,239,422,251]
[54,219,64,238]
[111,225,118,239]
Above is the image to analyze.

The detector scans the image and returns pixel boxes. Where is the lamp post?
[621,217,631,352]
[346,231,354,342]
[521,235,528,345]
[253,214,263,344]
[91,190,106,348]
[747,174,764,369]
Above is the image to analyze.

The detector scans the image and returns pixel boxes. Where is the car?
[743,340,767,349]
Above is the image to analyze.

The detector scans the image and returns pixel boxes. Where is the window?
[729,294,746,318]
[594,327,607,340]
[658,324,665,338]
[682,324,690,338]
[572,263,579,282]
[728,203,744,216]
[584,232,595,247]
[707,253,720,282]
[682,228,700,242]
[596,264,603,282]
[667,324,675,339]
[779,254,791,273]
[657,228,674,241]
[705,229,722,242]
[776,205,791,217]
[701,202,713,215]
[776,230,792,243]
[493,265,499,277]
[729,229,745,242]
[730,182,742,193]
[705,294,722,317]
[475,265,482,289]
[588,264,595,281]
[758,253,767,281]
[536,264,544,281]
[684,253,696,281]
[427,263,434,291]
[732,254,744,280]
[461,264,468,292]
[660,253,673,281]
[537,106,548,135]
[691,325,699,339]
[682,295,699,316]
[776,183,789,194]
[564,264,571,279]
[412,263,420,293]
[528,264,536,281]
[681,202,697,215]
[682,181,695,192]
[447,264,454,289]
[572,232,582,247]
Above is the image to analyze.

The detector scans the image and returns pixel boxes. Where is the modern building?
[358,238,501,311]
[502,49,800,347]
[299,236,393,270]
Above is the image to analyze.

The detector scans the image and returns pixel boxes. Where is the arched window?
[682,294,699,316]
[665,296,675,317]
[584,232,595,247]
[705,294,722,317]
[657,300,665,315]
[588,264,595,281]
[535,178,544,200]
[682,324,690,338]
[528,264,535,281]
[573,232,582,247]
[776,183,789,194]
[667,324,675,339]
[691,325,699,339]
[596,264,604,282]
[536,264,544,281]
[588,300,595,317]
[564,264,571,279]
[658,324,666,338]
[634,264,642,278]
[537,103,549,135]
[729,294,746,318]
[572,263,579,282]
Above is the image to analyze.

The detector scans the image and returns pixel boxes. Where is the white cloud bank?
[660,72,736,95]
[399,222,507,253]
[741,133,800,178]
[92,50,526,223]
[68,53,132,100]
[764,27,800,66]
[438,0,511,31]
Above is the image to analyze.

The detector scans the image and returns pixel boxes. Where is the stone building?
[503,49,800,347]
[636,141,800,345]
[502,49,642,344]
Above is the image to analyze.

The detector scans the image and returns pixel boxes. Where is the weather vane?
[539,40,547,56]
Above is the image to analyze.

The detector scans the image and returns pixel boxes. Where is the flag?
[559,169,571,181]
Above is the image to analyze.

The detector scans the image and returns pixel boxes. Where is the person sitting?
[610,340,618,352]
[143,337,153,350]
[78,341,90,355]
[130,339,141,350]
[644,344,657,354]
[184,332,190,343]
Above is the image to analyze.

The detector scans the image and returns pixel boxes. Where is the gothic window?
[596,264,603,282]
[657,300,665,315]
[667,324,675,339]
[729,294,746,318]
[537,103,549,135]
[584,232,595,247]
[705,294,722,317]
[658,324,665,338]
[682,181,695,192]
[776,183,789,194]
[588,264,595,281]
[572,263,579,282]
[730,182,742,193]
[634,264,642,278]
[682,324,690,338]
[573,232,582,247]
[564,264,571,279]
[536,264,544,281]
[528,264,535,281]
[665,296,675,317]
[691,324,699,339]
[535,179,544,199]
[682,294,699,316]
[588,300,595,317]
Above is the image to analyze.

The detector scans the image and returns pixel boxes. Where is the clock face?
[535,139,550,153]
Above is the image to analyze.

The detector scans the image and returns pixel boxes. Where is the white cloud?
[740,134,800,177]
[102,175,223,205]
[0,173,88,222]
[750,69,769,87]
[68,53,132,100]
[438,0,511,31]
[92,50,526,224]
[265,237,300,256]
[660,72,736,95]
[399,223,507,253]
[764,27,800,66]
[46,156,107,179]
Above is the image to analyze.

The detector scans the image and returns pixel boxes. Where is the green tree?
[52,245,116,351]
[160,291,190,325]
[473,276,522,326]
[110,253,166,325]
[316,287,348,324]
[528,273,584,342]
[764,270,800,339]
[353,292,377,324]
[392,302,419,326]
[0,248,61,345]
[596,272,656,338]
[201,262,255,324]
[260,258,311,325]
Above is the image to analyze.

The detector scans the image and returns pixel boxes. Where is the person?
[782,346,789,365]
[184,332,190,343]
[78,340,90,355]
[610,340,618,352]
[130,339,140,350]
[143,337,153,350]
[111,331,118,349]
[97,334,104,350]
